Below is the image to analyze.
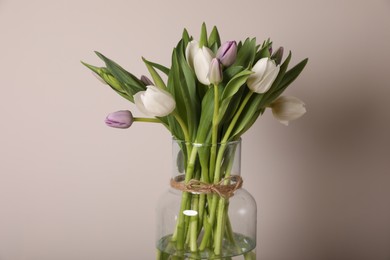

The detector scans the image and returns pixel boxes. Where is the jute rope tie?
[170,175,243,199]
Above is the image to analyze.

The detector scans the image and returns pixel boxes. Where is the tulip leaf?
[208,26,221,49]
[221,69,252,101]
[279,58,308,90]
[177,49,200,139]
[169,49,188,125]
[233,38,257,68]
[254,40,272,63]
[229,93,265,139]
[266,57,308,106]
[142,58,170,76]
[168,39,201,140]
[81,61,101,75]
[219,86,246,131]
[233,106,265,139]
[223,66,245,80]
[94,52,145,97]
[182,28,191,47]
[199,22,208,47]
[82,61,136,102]
[142,57,167,89]
[196,87,215,143]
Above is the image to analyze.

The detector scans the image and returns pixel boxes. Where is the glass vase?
[156,139,257,260]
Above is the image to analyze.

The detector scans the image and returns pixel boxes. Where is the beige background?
[1,0,390,259]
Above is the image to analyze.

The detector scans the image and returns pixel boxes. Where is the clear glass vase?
[156,139,257,260]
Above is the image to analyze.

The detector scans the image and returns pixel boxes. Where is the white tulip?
[185,40,199,70]
[134,85,176,117]
[247,58,280,93]
[185,40,215,85]
[270,96,306,125]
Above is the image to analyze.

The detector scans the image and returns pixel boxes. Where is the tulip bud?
[208,58,222,85]
[134,85,176,117]
[271,47,284,65]
[186,40,215,85]
[216,41,237,67]
[92,72,107,85]
[105,110,134,129]
[100,70,125,93]
[269,96,306,125]
[140,75,154,86]
[247,58,280,93]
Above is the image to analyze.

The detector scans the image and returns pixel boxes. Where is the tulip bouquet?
[83,23,307,259]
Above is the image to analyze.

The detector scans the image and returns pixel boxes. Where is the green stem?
[214,197,227,255]
[133,117,161,123]
[200,91,255,251]
[209,83,220,182]
[189,195,199,252]
[244,251,256,260]
[171,146,198,252]
[172,112,191,144]
[221,91,254,143]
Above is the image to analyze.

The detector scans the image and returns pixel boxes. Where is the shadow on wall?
[295,67,390,259]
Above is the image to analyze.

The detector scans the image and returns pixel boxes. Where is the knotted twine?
[170,175,243,199]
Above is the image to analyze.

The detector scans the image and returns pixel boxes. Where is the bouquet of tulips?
[83,23,307,259]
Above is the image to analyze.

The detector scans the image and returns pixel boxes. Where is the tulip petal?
[270,96,306,125]
[105,110,133,129]
[185,40,199,70]
[134,86,176,117]
[247,58,280,93]
[194,47,214,85]
[256,65,280,93]
[134,91,150,116]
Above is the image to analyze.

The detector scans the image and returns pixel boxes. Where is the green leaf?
[219,85,246,132]
[141,58,170,76]
[94,52,145,98]
[81,61,101,74]
[199,22,208,47]
[208,26,221,49]
[221,69,252,101]
[196,87,214,143]
[265,57,308,106]
[254,40,272,63]
[81,61,134,102]
[142,57,167,89]
[174,40,201,139]
[279,58,308,90]
[233,38,257,68]
[223,66,245,80]
[167,39,202,140]
[229,93,264,139]
[182,28,191,47]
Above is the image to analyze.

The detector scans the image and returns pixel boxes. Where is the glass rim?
[172,137,241,147]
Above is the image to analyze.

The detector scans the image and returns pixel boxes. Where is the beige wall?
[1,0,389,259]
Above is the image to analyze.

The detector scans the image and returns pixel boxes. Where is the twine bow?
[170,175,243,198]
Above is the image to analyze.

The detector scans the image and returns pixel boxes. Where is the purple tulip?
[271,47,284,65]
[105,110,133,129]
[140,75,154,86]
[216,41,237,67]
[207,58,222,85]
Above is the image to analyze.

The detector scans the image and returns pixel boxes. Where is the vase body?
[156,139,257,259]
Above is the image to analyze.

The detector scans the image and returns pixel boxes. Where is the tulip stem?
[200,91,255,250]
[209,83,220,182]
[133,117,161,123]
[222,91,254,143]
[172,112,191,144]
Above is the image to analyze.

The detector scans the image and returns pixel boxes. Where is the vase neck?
[171,139,241,179]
